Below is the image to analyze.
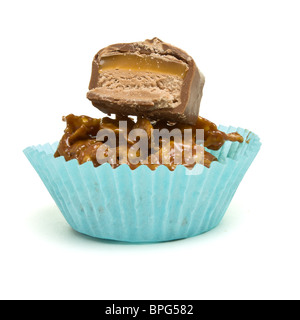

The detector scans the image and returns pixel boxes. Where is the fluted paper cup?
[23,126,261,243]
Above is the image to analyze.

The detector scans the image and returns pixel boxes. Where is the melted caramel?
[99,54,188,79]
[54,114,244,171]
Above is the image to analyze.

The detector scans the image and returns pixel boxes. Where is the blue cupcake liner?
[23,126,261,243]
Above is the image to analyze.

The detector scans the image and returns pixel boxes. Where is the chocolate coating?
[87,38,205,125]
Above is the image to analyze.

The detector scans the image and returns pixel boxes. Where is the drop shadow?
[218,201,248,231]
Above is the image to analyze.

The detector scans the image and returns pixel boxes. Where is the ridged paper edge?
[23,126,261,242]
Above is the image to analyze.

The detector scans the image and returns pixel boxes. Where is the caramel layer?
[99,54,188,79]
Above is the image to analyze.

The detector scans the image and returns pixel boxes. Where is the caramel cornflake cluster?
[54,114,244,171]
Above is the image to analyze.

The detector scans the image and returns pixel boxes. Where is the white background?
[1,0,299,300]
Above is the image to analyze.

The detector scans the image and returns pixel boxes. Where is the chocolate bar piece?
[87,38,205,124]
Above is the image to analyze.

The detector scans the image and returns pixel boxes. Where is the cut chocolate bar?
[87,38,205,125]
